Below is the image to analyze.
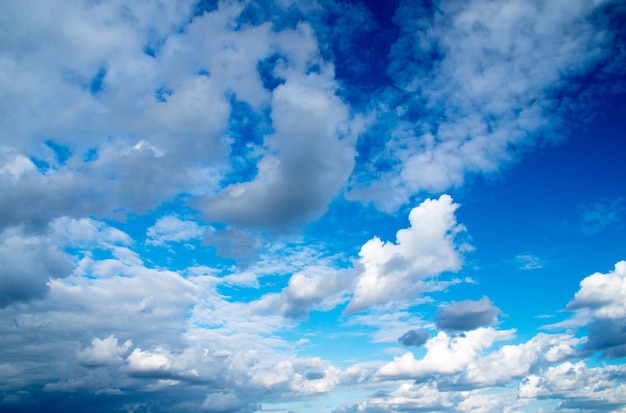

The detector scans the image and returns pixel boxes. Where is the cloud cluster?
[1,0,625,412]
[0,0,361,234]
[349,0,621,209]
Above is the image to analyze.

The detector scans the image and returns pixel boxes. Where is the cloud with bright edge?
[346,194,469,313]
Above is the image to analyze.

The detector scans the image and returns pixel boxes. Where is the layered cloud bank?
[1,0,625,412]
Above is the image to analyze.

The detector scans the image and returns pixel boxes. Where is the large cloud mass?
[0,0,625,412]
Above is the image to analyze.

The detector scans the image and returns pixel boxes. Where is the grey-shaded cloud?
[0,229,72,307]
[435,296,501,331]
[397,329,429,347]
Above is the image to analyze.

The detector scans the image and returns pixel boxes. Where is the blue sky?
[1,0,626,412]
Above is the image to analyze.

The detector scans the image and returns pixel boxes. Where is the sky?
[1,0,626,412]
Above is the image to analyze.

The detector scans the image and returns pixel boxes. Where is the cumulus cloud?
[126,347,173,377]
[450,333,583,389]
[251,266,355,318]
[435,296,501,331]
[346,194,468,313]
[566,260,626,358]
[0,0,363,232]
[77,335,133,367]
[519,361,626,410]
[377,327,514,379]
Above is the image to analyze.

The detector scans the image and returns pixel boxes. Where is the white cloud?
[349,0,620,210]
[567,260,626,319]
[455,333,584,388]
[77,335,132,367]
[50,217,131,248]
[346,194,469,313]
[146,215,205,246]
[565,260,626,358]
[126,347,172,376]
[251,266,355,318]
[376,327,515,379]
[519,361,626,410]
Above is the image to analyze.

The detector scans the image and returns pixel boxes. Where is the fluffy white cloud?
[567,260,626,319]
[566,261,626,358]
[50,217,131,248]
[251,266,355,318]
[346,194,468,313]
[377,327,514,379]
[455,333,583,388]
[77,335,132,367]
[519,361,626,410]
[126,347,172,376]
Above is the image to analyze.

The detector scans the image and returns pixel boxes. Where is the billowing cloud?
[346,194,468,313]
[377,327,515,379]
[435,296,501,331]
[251,266,355,318]
[77,335,133,367]
[566,261,626,358]
[566,261,626,318]
[519,361,626,410]
[0,0,624,412]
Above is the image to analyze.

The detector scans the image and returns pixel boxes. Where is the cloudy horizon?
[1,0,626,412]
